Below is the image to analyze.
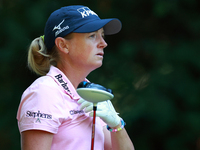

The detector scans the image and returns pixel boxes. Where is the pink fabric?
[17,66,106,150]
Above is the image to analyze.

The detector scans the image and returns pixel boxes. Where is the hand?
[77,98,121,127]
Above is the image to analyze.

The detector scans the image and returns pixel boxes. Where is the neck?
[56,62,92,89]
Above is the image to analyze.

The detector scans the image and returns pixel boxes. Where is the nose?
[98,36,108,49]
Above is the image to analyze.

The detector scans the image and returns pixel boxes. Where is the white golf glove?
[78,98,121,127]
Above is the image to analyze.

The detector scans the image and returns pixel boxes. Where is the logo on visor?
[53,19,69,37]
[53,19,65,31]
[77,7,98,18]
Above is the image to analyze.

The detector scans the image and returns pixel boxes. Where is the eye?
[101,31,105,39]
[89,33,96,38]
[102,34,105,39]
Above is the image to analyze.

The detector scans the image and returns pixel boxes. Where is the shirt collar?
[47,66,85,100]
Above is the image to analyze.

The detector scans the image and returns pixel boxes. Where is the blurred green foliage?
[0,0,200,149]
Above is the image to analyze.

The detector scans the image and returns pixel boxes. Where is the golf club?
[77,81,114,150]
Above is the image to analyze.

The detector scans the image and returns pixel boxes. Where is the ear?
[55,37,69,53]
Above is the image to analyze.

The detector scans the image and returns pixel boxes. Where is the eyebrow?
[89,29,104,34]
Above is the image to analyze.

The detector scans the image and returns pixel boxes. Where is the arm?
[103,125,134,150]
[21,130,53,150]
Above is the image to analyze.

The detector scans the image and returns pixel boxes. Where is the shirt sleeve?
[17,81,68,134]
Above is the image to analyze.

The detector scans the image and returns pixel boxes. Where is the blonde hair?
[27,37,58,76]
[27,33,74,76]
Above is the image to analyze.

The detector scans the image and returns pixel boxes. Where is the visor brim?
[73,18,122,35]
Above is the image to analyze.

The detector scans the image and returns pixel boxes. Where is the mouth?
[96,52,104,57]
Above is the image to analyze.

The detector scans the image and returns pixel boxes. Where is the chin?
[97,62,103,68]
[91,63,103,71]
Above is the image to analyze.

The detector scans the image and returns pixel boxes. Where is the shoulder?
[18,75,70,120]
[31,75,58,89]
[20,75,67,108]
[24,76,60,96]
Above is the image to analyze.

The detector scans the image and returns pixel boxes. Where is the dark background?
[1,0,200,149]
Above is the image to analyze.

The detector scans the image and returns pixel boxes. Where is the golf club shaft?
[91,104,97,150]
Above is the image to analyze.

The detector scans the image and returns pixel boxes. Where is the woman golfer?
[17,5,134,150]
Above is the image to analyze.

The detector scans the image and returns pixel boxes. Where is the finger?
[77,98,85,104]
[84,105,93,113]
[78,98,93,110]
[79,101,92,110]
[107,100,119,114]
[97,101,109,111]
[89,110,106,118]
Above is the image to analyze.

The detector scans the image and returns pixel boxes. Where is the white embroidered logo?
[77,7,98,18]
[52,19,69,37]
[53,19,65,31]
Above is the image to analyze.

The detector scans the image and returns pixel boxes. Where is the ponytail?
[27,37,51,76]
[27,33,73,75]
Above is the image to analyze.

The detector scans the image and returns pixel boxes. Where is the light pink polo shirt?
[17,66,105,150]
